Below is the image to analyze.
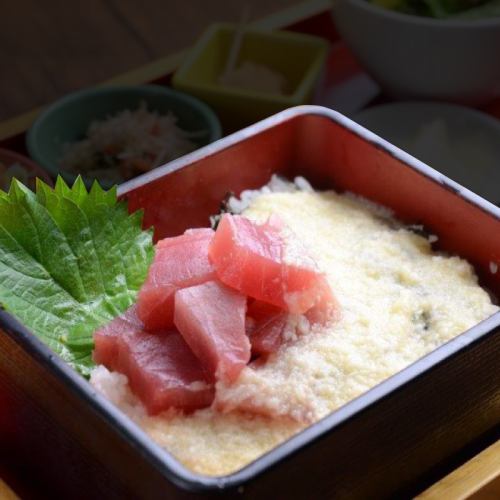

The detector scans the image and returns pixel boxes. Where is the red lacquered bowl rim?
[0,148,53,186]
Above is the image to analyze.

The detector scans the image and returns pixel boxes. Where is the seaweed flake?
[412,309,432,333]
[210,191,236,230]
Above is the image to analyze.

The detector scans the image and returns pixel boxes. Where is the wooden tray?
[418,440,500,499]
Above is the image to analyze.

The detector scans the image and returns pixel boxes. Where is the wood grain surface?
[418,440,500,500]
[0,0,297,121]
[0,478,19,500]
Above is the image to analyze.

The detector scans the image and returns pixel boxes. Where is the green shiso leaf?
[0,176,154,377]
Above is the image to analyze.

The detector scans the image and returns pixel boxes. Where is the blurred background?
[0,0,499,199]
[1,0,299,121]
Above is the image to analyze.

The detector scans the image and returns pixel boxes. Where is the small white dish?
[354,101,500,205]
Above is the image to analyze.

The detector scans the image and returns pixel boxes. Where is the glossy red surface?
[121,108,499,297]
[0,147,52,188]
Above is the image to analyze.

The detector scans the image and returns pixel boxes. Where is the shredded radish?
[61,101,202,184]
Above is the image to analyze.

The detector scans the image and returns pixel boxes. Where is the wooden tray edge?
[418,440,500,499]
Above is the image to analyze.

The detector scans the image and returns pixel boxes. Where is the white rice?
[225,175,313,215]
[91,365,146,422]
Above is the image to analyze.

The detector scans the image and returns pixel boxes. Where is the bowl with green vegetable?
[332,0,500,104]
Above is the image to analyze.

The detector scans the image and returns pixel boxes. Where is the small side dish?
[172,25,328,129]
[0,161,33,190]
[0,175,496,477]
[27,85,222,187]
[60,102,199,185]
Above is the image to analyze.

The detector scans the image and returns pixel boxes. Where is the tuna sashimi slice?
[305,275,340,324]
[137,228,216,331]
[249,315,286,356]
[93,306,142,368]
[209,214,336,316]
[174,281,249,384]
[246,301,288,356]
[93,306,214,415]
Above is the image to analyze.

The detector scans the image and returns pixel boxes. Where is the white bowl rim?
[336,0,500,28]
[354,100,500,133]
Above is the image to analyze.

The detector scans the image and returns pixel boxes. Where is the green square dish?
[172,24,329,130]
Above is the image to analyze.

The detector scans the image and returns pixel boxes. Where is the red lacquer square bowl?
[0,106,498,499]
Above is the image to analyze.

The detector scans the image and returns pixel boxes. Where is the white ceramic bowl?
[332,0,500,104]
[354,101,500,205]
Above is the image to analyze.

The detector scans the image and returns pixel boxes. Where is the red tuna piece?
[174,281,249,384]
[93,306,214,414]
[305,275,339,324]
[246,301,288,356]
[209,214,336,315]
[246,294,339,357]
[137,228,216,331]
